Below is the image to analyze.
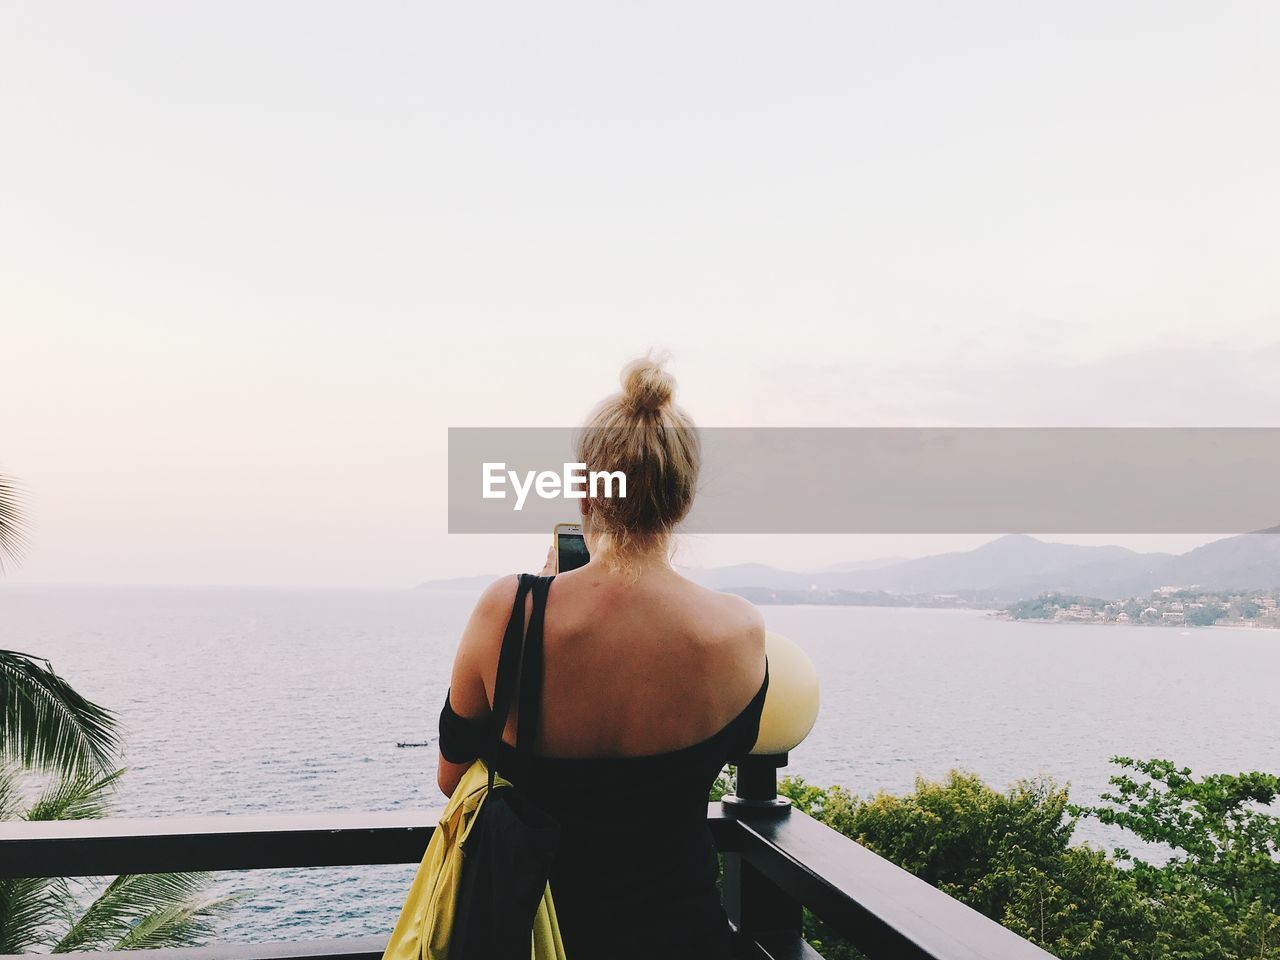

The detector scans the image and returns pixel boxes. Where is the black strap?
[485,573,553,790]
[486,575,533,790]
[515,575,553,774]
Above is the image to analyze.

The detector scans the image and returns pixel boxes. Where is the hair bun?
[621,354,675,413]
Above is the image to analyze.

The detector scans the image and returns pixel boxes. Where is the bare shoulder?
[458,574,521,658]
[447,574,524,718]
[698,588,767,700]
[468,576,522,627]
[678,577,766,652]
[719,589,766,641]
[474,573,521,619]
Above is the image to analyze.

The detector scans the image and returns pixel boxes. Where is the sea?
[2,585,1277,944]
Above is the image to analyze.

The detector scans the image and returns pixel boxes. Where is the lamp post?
[721,631,821,812]
[720,631,821,944]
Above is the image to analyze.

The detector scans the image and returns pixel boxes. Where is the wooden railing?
[0,756,1053,960]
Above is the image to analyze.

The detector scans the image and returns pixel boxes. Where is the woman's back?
[438,565,768,959]
[513,563,766,759]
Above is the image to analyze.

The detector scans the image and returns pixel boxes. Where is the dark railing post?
[721,753,803,946]
[723,752,791,812]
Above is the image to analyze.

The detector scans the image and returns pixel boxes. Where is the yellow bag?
[381,759,567,960]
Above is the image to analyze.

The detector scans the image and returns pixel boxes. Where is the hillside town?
[1003,588,1280,628]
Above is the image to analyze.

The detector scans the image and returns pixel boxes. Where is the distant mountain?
[821,535,1154,597]
[680,557,904,591]
[817,557,905,573]
[686,533,1280,600]
[418,532,1280,601]
[680,564,818,591]
[1156,533,1280,592]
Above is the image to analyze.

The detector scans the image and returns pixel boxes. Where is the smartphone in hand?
[554,522,590,573]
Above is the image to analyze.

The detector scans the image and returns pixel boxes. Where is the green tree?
[1007,596,1058,620]
[1072,758,1280,941]
[777,773,1102,958]
[1186,605,1225,627]
[1231,600,1260,620]
[1000,845,1156,958]
[819,773,1074,919]
[776,760,1280,960]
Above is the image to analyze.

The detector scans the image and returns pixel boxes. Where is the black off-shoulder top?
[438,661,769,960]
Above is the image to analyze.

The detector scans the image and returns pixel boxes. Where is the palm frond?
[53,873,231,953]
[24,767,123,822]
[0,876,72,953]
[0,649,119,775]
[0,762,24,820]
[108,897,225,952]
[0,474,28,573]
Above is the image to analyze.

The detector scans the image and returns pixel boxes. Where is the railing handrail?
[0,809,436,842]
[2,803,1050,960]
[0,805,740,879]
[0,938,389,960]
[729,807,1054,960]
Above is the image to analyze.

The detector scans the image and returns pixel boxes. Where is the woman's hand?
[540,545,557,576]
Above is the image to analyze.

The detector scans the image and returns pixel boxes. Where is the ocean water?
[3,585,1278,944]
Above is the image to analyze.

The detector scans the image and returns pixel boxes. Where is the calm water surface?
[3,586,1277,943]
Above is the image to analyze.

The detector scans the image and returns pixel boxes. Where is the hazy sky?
[2,2,1278,586]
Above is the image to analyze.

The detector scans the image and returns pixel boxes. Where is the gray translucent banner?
[448,428,1280,534]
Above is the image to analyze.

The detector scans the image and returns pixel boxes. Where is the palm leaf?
[24,767,123,822]
[53,873,230,953]
[110,898,226,952]
[0,474,27,572]
[0,762,23,820]
[0,875,73,953]
[0,649,119,775]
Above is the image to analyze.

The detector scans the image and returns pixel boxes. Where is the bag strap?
[515,575,553,776]
[485,573,553,791]
[486,574,534,790]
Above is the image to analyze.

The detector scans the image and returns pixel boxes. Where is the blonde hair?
[576,354,700,570]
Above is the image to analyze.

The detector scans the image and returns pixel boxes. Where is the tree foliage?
[771,758,1280,960]
[0,473,27,572]
[1073,757,1280,958]
[0,650,120,776]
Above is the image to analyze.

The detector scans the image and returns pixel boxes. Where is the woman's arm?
[436,575,519,797]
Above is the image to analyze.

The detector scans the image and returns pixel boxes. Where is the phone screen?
[556,531,590,573]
